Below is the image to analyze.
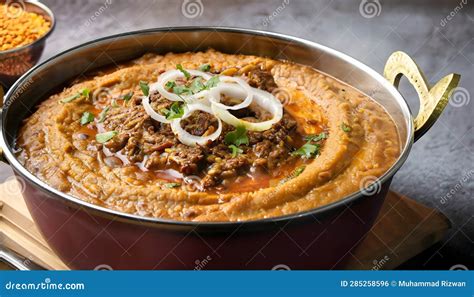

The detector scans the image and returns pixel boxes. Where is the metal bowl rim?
[1,26,414,228]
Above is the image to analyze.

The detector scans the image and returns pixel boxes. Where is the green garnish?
[291,142,320,158]
[229,144,243,157]
[122,92,133,102]
[205,75,220,89]
[224,125,249,146]
[176,64,191,79]
[304,132,327,142]
[111,99,119,108]
[198,64,211,72]
[172,84,192,95]
[60,88,90,103]
[96,131,117,143]
[164,182,181,188]
[165,81,177,90]
[81,88,91,98]
[139,81,149,96]
[189,77,205,94]
[80,111,94,125]
[163,102,185,120]
[341,123,351,132]
[98,106,110,123]
[280,166,306,184]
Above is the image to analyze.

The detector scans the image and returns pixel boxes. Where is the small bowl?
[0,0,55,90]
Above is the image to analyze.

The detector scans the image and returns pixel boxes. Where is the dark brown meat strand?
[100,68,300,189]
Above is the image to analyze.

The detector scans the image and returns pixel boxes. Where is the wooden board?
[0,179,450,270]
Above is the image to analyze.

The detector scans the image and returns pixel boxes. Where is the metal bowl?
[0,0,55,90]
[0,27,459,269]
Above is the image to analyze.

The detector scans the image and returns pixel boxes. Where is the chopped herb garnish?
[224,125,249,146]
[304,132,327,142]
[81,88,91,98]
[163,102,185,120]
[198,64,211,72]
[98,106,110,123]
[205,75,220,89]
[176,64,191,79]
[172,84,191,95]
[111,99,119,108]
[60,88,90,103]
[164,182,181,188]
[189,77,205,94]
[341,123,351,132]
[139,81,149,96]
[291,142,320,158]
[122,92,133,102]
[165,80,177,90]
[229,144,243,157]
[80,111,94,125]
[279,166,306,184]
[61,93,80,103]
[96,131,117,143]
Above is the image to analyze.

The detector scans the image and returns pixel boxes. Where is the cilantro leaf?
[164,102,184,120]
[122,92,133,102]
[189,77,205,94]
[164,182,181,188]
[98,106,110,123]
[81,88,91,98]
[96,131,117,143]
[224,126,249,146]
[341,123,351,132]
[205,75,220,89]
[165,81,176,90]
[291,142,320,158]
[176,64,191,79]
[60,93,80,103]
[172,85,191,95]
[229,144,243,157]
[139,81,149,96]
[198,64,211,72]
[304,132,327,142]
[80,111,94,125]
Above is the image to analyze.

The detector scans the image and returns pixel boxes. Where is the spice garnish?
[80,111,94,125]
[139,81,149,96]
[224,125,249,146]
[96,131,117,143]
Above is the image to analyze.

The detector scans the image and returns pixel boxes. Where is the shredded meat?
[100,68,306,189]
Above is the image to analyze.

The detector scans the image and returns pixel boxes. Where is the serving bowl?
[0,27,459,269]
[0,0,55,90]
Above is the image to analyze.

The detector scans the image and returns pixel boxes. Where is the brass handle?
[384,51,460,142]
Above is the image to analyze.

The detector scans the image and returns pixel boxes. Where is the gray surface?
[1,0,472,268]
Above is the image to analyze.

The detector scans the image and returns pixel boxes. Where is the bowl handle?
[383,51,460,142]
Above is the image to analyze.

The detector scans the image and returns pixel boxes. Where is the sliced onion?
[211,88,282,131]
[170,103,222,147]
[142,96,173,124]
[208,76,253,110]
[151,69,212,102]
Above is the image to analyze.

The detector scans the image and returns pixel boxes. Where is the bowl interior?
[1,28,413,225]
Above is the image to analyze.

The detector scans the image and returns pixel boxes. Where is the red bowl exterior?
[20,171,390,270]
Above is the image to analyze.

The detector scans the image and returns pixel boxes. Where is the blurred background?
[1,0,472,269]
